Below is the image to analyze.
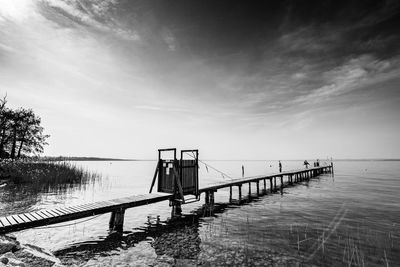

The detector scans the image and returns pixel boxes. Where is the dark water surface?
[1,160,399,266]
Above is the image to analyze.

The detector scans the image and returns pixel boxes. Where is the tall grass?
[0,159,100,192]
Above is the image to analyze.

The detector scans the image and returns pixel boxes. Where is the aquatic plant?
[0,159,100,188]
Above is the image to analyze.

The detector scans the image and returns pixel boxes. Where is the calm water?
[1,160,399,266]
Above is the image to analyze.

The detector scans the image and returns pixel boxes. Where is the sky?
[1,0,399,160]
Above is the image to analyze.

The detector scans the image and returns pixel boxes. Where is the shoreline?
[0,234,63,267]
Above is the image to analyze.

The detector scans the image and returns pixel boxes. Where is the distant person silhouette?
[278,161,282,172]
[304,160,310,169]
[242,165,244,178]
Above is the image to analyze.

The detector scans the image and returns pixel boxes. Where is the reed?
[0,159,100,188]
[287,222,397,266]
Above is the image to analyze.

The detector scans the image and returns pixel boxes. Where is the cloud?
[0,0,37,22]
[293,55,400,104]
[161,27,178,51]
[40,0,140,41]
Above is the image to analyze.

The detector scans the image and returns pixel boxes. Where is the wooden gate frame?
[149,148,199,204]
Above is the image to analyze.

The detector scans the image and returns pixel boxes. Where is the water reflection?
[53,202,238,265]
[0,169,99,216]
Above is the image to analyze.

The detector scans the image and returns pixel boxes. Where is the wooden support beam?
[210,191,215,206]
[238,185,242,202]
[149,160,160,193]
[171,200,182,217]
[270,178,273,193]
[256,181,260,196]
[172,167,185,203]
[229,186,232,203]
[109,208,125,232]
[248,182,251,196]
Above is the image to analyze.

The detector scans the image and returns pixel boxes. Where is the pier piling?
[109,208,126,232]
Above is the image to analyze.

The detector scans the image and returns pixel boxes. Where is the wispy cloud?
[40,0,140,41]
[293,55,400,105]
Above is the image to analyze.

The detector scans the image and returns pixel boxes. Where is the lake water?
[1,160,399,266]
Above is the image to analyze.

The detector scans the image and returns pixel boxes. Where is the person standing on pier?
[242,165,244,178]
[304,160,310,169]
[279,161,282,172]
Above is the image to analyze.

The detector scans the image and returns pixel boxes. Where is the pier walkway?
[0,165,332,234]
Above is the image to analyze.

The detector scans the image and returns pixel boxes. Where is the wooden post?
[270,178,273,193]
[109,208,125,232]
[238,185,242,202]
[256,181,260,196]
[280,176,283,190]
[205,191,210,205]
[274,177,277,191]
[248,182,251,196]
[263,179,266,193]
[171,201,182,217]
[229,186,232,203]
[149,161,160,193]
[210,191,215,206]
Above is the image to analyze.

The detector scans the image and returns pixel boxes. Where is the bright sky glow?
[1,0,399,159]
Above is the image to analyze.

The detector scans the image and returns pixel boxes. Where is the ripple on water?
[1,160,399,266]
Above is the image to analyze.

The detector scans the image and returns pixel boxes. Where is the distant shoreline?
[42,157,138,161]
[41,157,400,162]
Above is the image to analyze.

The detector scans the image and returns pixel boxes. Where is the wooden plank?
[62,206,81,213]
[98,201,114,207]
[23,213,37,222]
[110,198,129,204]
[84,202,105,209]
[62,207,78,213]
[42,210,56,218]
[76,203,98,210]
[49,209,65,216]
[0,217,11,227]
[37,211,51,219]
[81,203,103,210]
[19,214,32,223]
[71,204,91,212]
[83,204,102,211]
[53,207,71,215]
[45,210,59,217]
[6,216,18,225]
[29,212,44,220]
[95,201,113,209]
[12,215,26,224]
[68,205,88,212]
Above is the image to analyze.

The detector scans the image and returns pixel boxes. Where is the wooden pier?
[0,162,333,234]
